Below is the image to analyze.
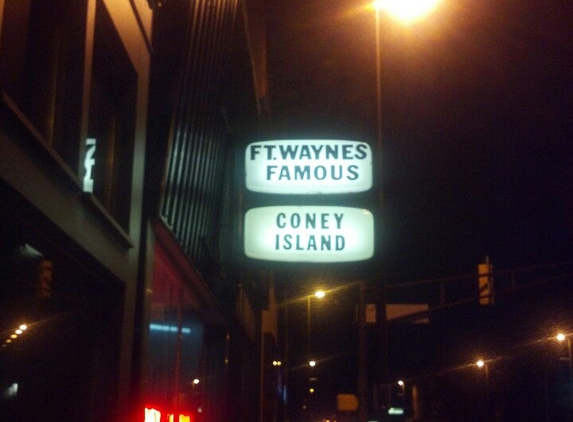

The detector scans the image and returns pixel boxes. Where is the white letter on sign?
[83,138,96,193]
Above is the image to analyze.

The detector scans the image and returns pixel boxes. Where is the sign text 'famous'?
[245,140,372,194]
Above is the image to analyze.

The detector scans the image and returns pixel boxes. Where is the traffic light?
[478,257,494,305]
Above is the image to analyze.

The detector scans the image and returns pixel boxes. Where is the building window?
[87,1,137,230]
[0,0,85,168]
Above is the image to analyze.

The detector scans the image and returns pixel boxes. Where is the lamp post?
[371,0,443,187]
[282,288,326,422]
[357,282,368,422]
[398,379,405,396]
[477,359,491,422]
[304,290,324,421]
[307,290,325,360]
[369,3,442,421]
[555,333,573,420]
[556,332,573,382]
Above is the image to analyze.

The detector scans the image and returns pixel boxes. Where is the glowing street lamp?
[476,359,491,421]
[397,379,405,395]
[373,0,442,24]
[366,5,442,421]
[556,332,573,381]
[370,0,442,208]
[307,290,326,358]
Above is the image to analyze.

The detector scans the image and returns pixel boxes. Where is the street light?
[370,0,443,204]
[373,0,442,25]
[307,290,325,359]
[476,359,491,422]
[397,379,405,395]
[556,332,573,381]
[367,4,441,422]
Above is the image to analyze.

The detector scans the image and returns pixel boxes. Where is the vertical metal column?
[358,281,367,422]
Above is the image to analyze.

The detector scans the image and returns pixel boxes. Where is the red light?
[144,407,162,422]
[168,414,193,422]
[144,407,193,422]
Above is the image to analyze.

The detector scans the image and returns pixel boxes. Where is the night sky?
[267,0,573,280]
[265,0,573,420]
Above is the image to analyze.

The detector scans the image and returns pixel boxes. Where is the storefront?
[142,224,231,422]
[0,182,125,422]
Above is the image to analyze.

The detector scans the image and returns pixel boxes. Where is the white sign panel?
[244,206,374,262]
[245,140,372,194]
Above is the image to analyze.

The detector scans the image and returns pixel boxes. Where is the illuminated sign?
[149,323,192,334]
[144,407,193,422]
[245,140,372,194]
[244,206,374,262]
[83,138,96,193]
[144,407,161,422]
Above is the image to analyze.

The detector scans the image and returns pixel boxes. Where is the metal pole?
[174,286,183,415]
[358,281,367,422]
[284,293,290,422]
[485,362,491,422]
[375,6,383,178]
[260,315,265,422]
[567,337,573,383]
[374,5,385,216]
[307,295,311,359]
[374,11,389,418]
[378,284,389,418]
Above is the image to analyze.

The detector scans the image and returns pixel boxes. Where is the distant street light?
[476,359,491,422]
[398,379,405,394]
[556,332,573,381]
[307,290,325,359]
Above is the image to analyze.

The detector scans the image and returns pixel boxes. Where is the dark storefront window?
[0,0,85,168]
[0,223,123,422]
[87,1,136,230]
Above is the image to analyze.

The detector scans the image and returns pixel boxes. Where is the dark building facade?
[0,0,279,422]
[0,1,153,420]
